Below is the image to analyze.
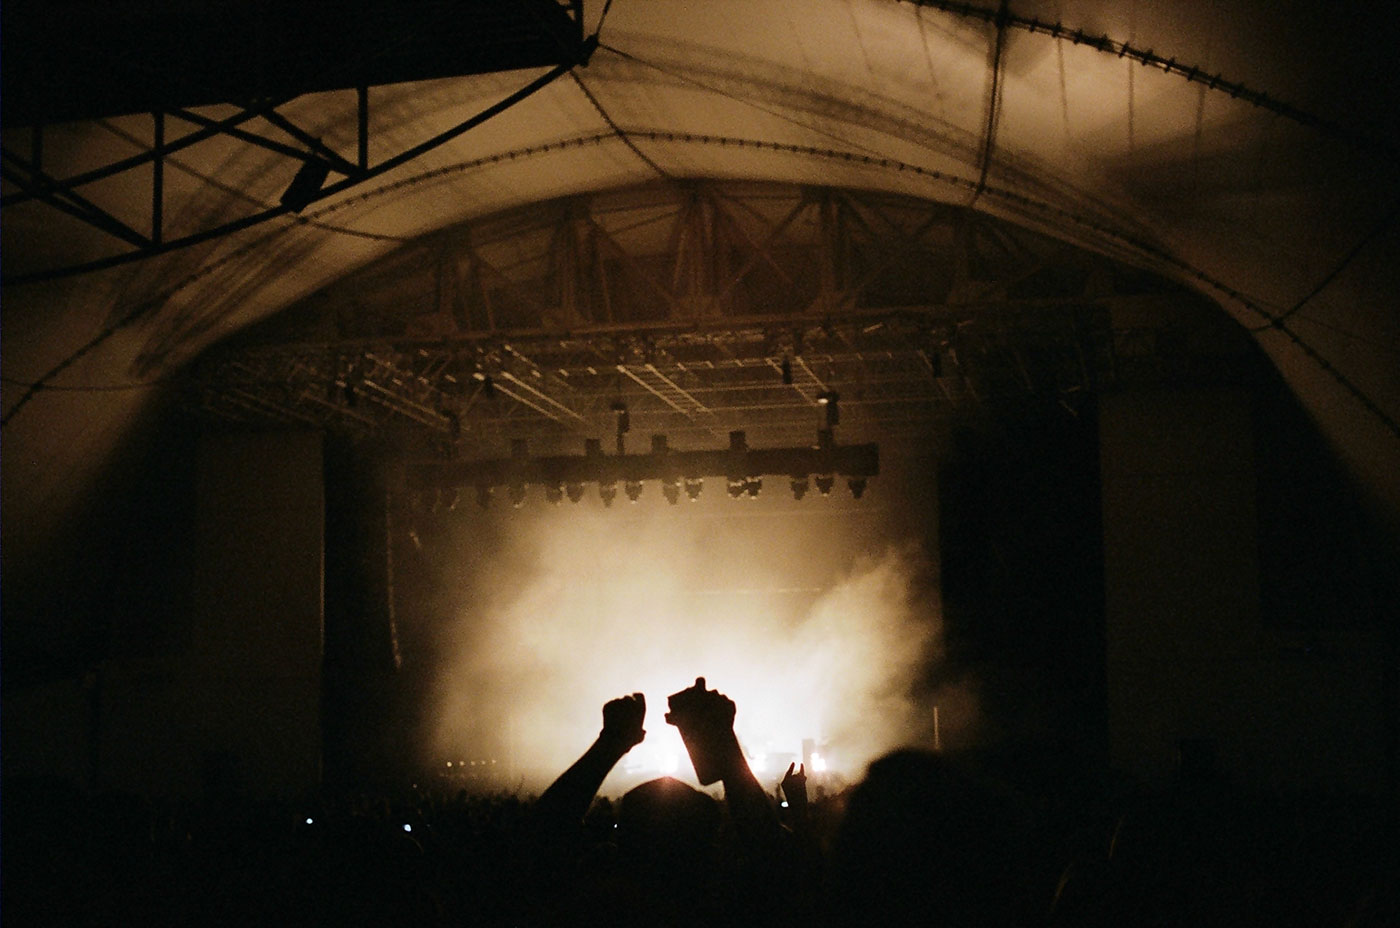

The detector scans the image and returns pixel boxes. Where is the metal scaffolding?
[187,182,1262,457]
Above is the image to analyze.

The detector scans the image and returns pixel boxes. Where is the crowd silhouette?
[4,676,1397,926]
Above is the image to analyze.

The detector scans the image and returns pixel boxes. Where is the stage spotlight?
[624,479,643,503]
[600,481,618,507]
[508,482,527,508]
[565,482,585,503]
[662,478,681,505]
[815,474,835,497]
[791,476,809,500]
[545,483,564,505]
[475,485,492,508]
[685,477,703,501]
[746,477,762,499]
[727,478,746,500]
[848,477,867,499]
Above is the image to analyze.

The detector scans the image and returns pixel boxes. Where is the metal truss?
[0,1,589,284]
[188,182,1263,456]
[403,428,879,507]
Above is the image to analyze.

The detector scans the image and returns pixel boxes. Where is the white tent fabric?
[4,0,1398,576]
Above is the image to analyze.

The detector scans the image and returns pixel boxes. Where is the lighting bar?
[406,429,877,503]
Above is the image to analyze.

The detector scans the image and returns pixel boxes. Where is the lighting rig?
[406,428,877,508]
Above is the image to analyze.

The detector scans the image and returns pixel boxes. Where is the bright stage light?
[429,491,948,792]
[811,752,828,773]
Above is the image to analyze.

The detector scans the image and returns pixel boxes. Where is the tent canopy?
[4,0,1398,587]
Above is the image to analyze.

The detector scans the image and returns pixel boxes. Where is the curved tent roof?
[3,0,1398,589]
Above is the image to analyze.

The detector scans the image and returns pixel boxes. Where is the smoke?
[426,490,972,792]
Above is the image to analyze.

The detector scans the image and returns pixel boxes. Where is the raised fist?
[664,676,736,729]
[600,692,646,750]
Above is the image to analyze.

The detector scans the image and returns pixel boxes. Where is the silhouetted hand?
[665,677,741,785]
[782,761,809,822]
[536,692,646,831]
[600,692,646,751]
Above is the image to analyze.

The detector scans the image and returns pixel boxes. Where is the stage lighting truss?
[405,429,876,508]
[189,183,1259,455]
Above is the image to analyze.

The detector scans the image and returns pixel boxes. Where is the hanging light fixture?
[279,157,331,212]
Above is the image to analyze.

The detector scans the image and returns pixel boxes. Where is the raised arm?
[665,677,776,840]
[534,693,646,829]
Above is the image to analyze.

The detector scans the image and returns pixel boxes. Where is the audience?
[3,680,1396,926]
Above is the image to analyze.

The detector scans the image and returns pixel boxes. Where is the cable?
[906,0,1399,162]
[1291,313,1400,354]
[2,321,151,426]
[971,1,1009,205]
[595,0,617,37]
[1252,197,1400,332]
[598,43,899,163]
[570,71,670,178]
[1,375,169,393]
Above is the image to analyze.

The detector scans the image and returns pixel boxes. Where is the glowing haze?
[427,477,964,793]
